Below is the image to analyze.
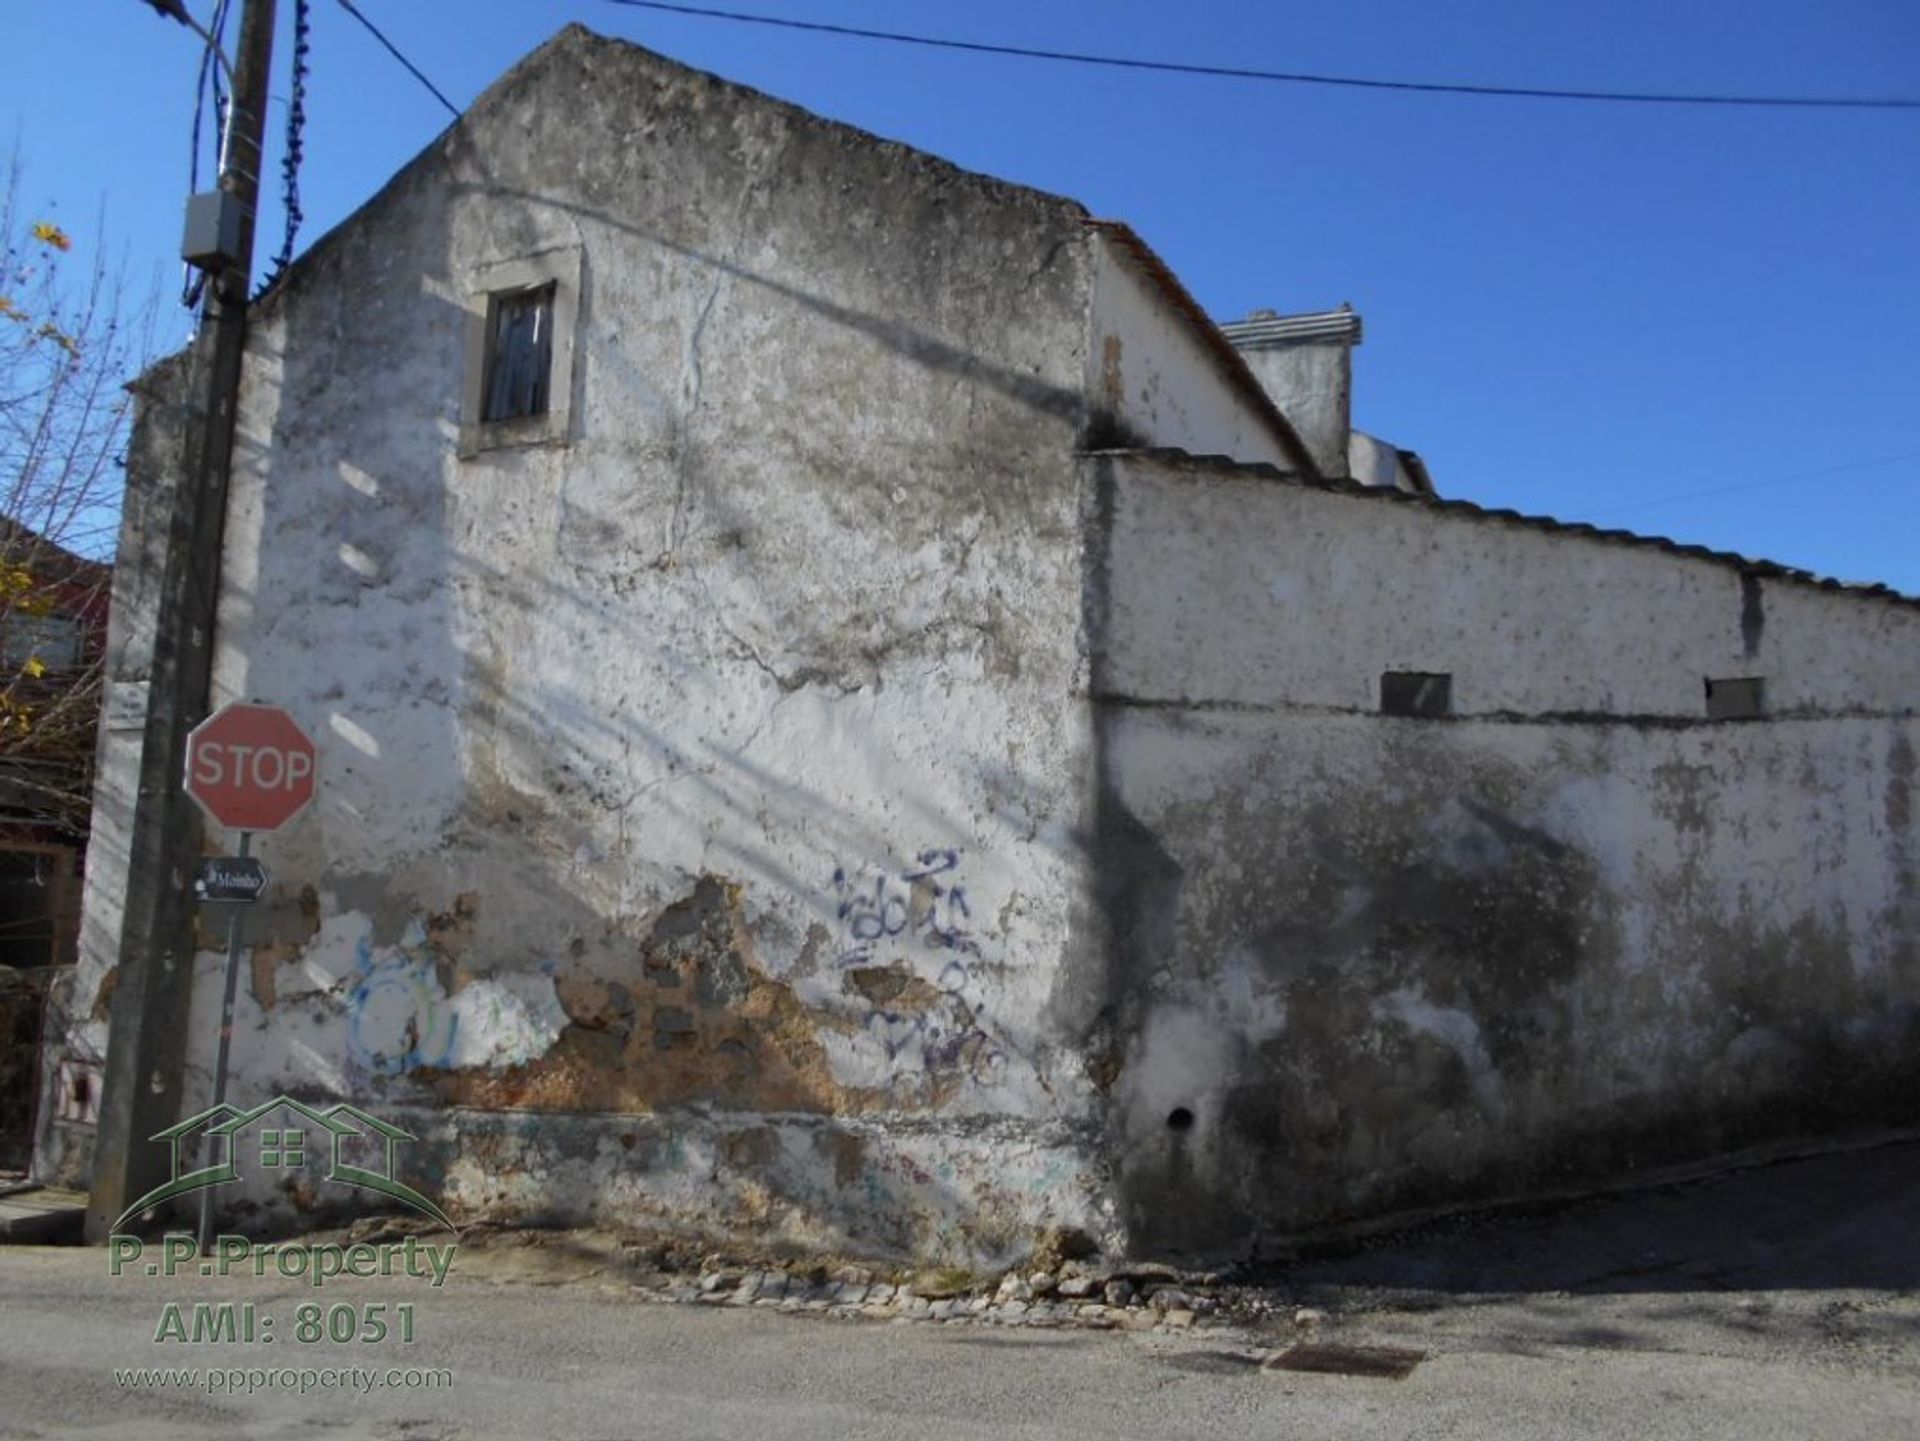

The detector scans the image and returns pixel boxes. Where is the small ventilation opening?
[1381,671,1452,717]
[1166,1106,1195,1132]
[1705,676,1766,720]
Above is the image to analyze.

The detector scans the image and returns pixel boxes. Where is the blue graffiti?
[829,848,1006,1088]
[832,848,977,967]
[344,932,458,1077]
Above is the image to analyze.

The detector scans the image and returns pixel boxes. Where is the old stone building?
[41,25,1920,1264]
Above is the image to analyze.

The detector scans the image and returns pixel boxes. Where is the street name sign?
[193,856,270,903]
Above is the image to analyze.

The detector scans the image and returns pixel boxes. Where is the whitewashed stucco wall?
[1086,233,1300,469]
[1101,457,1920,717]
[75,29,1121,1261]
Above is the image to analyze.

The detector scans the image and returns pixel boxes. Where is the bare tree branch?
[0,152,158,836]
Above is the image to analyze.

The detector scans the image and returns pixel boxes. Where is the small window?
[1705,676,1765,720]
[1381,671,1452,717]
[459,247,581,457]
[481,283,555,423]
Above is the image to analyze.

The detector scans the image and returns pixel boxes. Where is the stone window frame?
[459,245,582,458]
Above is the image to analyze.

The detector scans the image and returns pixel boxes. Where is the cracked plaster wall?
[62,29,1142,1263]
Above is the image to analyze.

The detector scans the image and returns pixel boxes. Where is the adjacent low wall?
[1083,450,1920,1258]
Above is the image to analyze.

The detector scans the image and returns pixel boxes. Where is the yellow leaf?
[30,221,72,252]
[23,656,45,679]
[35,322,78,358]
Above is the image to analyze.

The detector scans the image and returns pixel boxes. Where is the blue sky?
[8,2,1917,589]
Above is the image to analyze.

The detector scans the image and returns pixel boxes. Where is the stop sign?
[184,702,319,832]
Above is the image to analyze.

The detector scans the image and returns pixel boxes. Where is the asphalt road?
[3,1143,1918,1440]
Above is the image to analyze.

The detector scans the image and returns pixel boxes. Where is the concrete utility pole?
[87,0,278,1243]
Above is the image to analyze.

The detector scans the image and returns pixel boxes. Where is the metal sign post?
[197,830,253,1255]
[182,701,318,1252]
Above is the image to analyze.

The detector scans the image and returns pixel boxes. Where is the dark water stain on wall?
[1097,714,1920,1261]
[1103,732,1626,1255]
[1886,726,1917,992]
[1740,572,1765,659]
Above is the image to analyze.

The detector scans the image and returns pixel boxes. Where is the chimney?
[1218,305,1361,480]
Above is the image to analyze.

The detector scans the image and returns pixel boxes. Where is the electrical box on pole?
[182,190,244,272]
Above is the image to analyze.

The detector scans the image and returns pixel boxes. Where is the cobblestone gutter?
[330,1214,1311,1339]
[653,1263,1241,1333]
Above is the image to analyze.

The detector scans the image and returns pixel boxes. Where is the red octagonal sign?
[184,702,319,833]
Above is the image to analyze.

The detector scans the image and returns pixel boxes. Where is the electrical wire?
[254,0,311,299]
[602,0,1920,112]
[334,0,460,118]
[1587,453,1920,520]
[181,0,233,309]
[174,1,450,305]
[187,1,230,212]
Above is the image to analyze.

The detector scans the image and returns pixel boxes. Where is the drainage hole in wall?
[1166,1106,1195,1132]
